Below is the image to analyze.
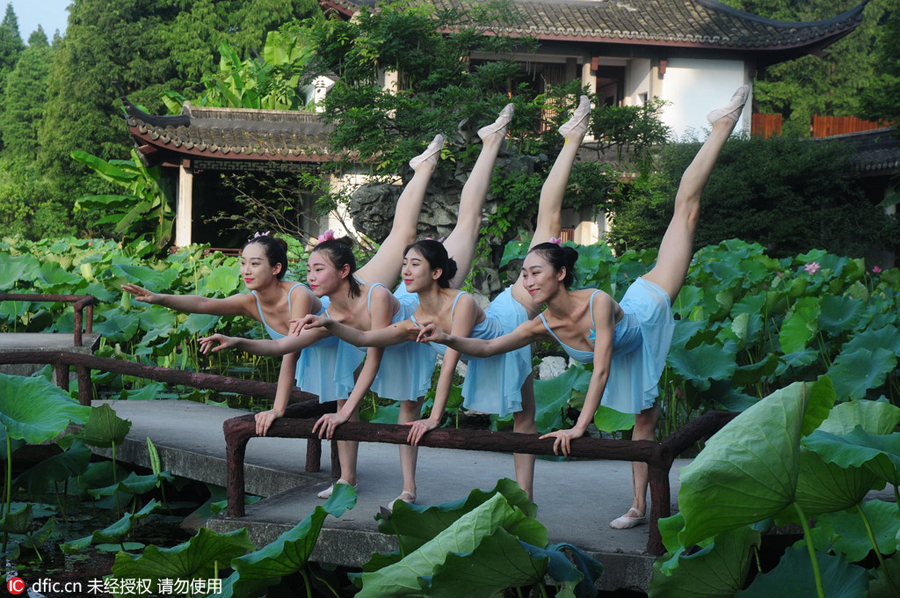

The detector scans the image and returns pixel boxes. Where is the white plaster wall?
[623,58,652,106]
[659,58,749,139]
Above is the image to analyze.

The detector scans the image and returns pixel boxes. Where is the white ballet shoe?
[317,478,356,499]
[409,134,445,169]
[707,84,750,125]
[477,103,515,141]
[387,490,416,511]
[609,507,646,530]
[559,95,591,139]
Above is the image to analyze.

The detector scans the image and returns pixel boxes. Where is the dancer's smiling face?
[522,252,566,304]
[402,248,440,293]
[240,243,281,291]
[306,251,347,297]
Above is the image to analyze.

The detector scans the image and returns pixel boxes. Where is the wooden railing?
[0,293,96,347]
[0,349,737,555]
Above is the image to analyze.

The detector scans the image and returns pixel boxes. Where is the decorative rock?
[537,356,568,380]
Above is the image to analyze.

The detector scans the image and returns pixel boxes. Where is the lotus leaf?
[676,381,815,547]
[87,471,174,499]
[427,530,549,597]
[649,525,760,597]
[358,493,537,597]
[229,482,355,581]
[779,296,820,354]
[109,263,179,293]
[534,364,591,433]
[811,501,900,562]
[110,527,254,594]
[594,405,635,433]
[374,479,539,552]
[666,341,737,392]
[61,499,160,553]
[827,348,897,401]
[62,403,132,449]
[818,295,866,336]
[0,502,34,534]
[803,427,900,486]
[0,254,41,287]
[736,546,867,598]
[0,374,91,443]
[13,439,92,496]
[791,447,880,519]
[817,400,900,436]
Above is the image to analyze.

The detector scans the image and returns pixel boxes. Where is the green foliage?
[650,384,900,597]
[362,480,603,597]
[859,9,900,124]
[0,26,50,158]
[72,148,176,249]
[722,0,894,134]
[609,134,899,258]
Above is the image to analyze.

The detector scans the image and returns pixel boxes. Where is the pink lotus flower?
[804,262,820,275]
[872,265,882,274]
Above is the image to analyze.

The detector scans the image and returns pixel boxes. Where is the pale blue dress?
[420,288,531,417]
[538,277,675,414]
[252,283,330,387]
[370,283,436,401]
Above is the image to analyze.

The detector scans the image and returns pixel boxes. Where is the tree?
[36,0,320,231]
[1,26,51,159]
[722,0,893,135]
[858,9,900,124]
[608,134,899,258]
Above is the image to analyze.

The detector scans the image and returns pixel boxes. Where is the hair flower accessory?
[317,229,335,243]
[249,231,270,241]
[549,237,562,246]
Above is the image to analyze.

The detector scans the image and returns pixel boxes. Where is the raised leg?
[512,374,537,501]
[511,96,590,317]
[443,105,513,288]
[643,85,748,303]
[359,135,443,288]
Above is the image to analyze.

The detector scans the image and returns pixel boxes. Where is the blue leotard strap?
[252,282,306,339]
[366,282,387,312]
[538,290,601,363]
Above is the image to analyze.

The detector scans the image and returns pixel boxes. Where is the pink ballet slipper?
[559,95,591,138]
[477,103,515,141]
[707,85,750,125]
[609,507,646,530]
[409,134,445,169]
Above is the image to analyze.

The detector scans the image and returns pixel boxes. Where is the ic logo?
[6,577,25,595]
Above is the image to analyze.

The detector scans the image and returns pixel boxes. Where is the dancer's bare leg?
[359,135,444,287]
[335,399,359,485]
[612,85,749,529]
[512,374,537,501]
[393,398,424,507]
[443,105,513,289]
[643,85,749,303]
[511,95,591,318]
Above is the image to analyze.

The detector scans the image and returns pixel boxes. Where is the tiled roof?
[321,0,867,52]
[123,99,333,163]
[826,128,900,175]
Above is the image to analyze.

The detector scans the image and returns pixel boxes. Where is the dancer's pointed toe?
[387,490,417,511]
[559,95,591,139]
[609,507,646,530]
[317,478,357,499]
[477,103,515,141]
[707,84,750,125]
[409,134,445,169]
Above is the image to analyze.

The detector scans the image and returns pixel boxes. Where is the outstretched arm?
[416,317,542,358]
[122,283,253,317]
[300,313,415,348]
[540,297,616,455]
[199,326,330,357]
